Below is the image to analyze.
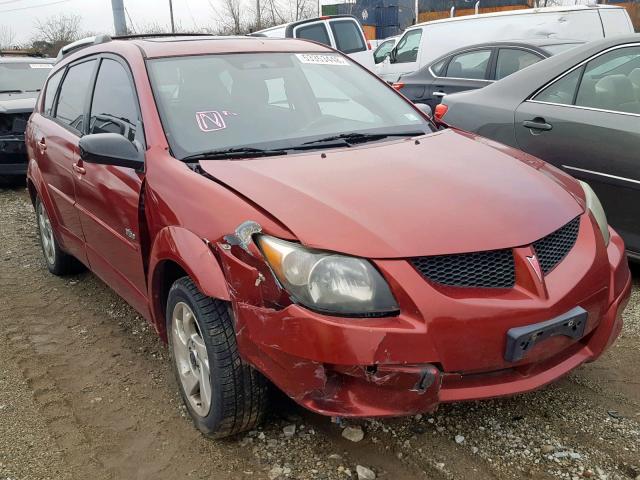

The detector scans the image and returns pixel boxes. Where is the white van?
[254,15,375,70]
[376,5,634,82]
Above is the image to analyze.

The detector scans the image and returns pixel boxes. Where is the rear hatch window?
[296,23,331,47]
[329,20,366,54]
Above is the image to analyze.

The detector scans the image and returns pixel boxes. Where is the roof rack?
[56,35,112,63]
[112,33,216,40]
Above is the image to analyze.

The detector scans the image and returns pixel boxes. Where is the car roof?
[0,56,55,64]
[57,34,334,65]
[411,4,625,29]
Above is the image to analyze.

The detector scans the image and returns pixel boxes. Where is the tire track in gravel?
[1,185,638,480]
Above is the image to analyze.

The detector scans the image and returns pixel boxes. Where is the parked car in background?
[27,34,631,439]
[252,15,374,69]
[0,54,54,179]
[373,35,398,64]
[375,5,634,82]
[393,39,584,109]
[439,35,640,258]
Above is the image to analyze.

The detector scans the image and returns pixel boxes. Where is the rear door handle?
[523,119,553,131]
[433,91,447,98]
[72,162,86,175]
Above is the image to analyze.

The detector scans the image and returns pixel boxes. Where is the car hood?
[0,92,38,114]
[199,129,583,258]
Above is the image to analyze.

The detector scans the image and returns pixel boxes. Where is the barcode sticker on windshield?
[295,54,349,66]
[29,64,53,69]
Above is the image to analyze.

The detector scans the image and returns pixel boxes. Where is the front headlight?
[579,180,610,247]
[256,235,399,316]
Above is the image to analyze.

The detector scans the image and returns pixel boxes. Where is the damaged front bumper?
[0,135,28,176]
[216,217,632,418]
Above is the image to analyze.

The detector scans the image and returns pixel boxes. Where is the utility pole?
[111,0,127,36]
[256,0,261,30]
[169,0,176,33]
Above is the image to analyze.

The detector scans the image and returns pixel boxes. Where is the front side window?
[43,69,63,116]
[295,23,331,46]
[0,61,52,93]
[147,52,432,160]
[374,40,395,64]
[89,59,139,141]
[495,49,543,80]
[55,60,96,132]
[330,20,366,54]
[445,50,491,79]
[393,29,422,64]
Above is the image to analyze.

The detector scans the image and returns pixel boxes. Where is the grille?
[411,249,515,289]
[533,216,580,275]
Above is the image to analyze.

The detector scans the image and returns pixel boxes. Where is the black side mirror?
[389,47,397,63]
[79,133,143,170]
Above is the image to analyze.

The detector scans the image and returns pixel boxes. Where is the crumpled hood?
[199,129,583,258]
[0,92,37,114]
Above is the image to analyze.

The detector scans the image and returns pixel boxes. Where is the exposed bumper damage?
[213,218,632,418]
[0,112,29,175]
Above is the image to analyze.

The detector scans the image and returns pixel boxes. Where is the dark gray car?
[0,55,54,179]
[441,34,640,258]
[394,39,584,110]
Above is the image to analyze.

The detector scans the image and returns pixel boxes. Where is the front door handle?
[433,91,447,98]
[72,162,86,175]
[523,119,553,131]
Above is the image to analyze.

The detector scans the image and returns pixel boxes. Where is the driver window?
[393,29,422,64]
[89,59,139,142]
[374,40,395,64]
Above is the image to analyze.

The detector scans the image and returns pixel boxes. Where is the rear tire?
[167,276,268,438]
[35,197,77,275]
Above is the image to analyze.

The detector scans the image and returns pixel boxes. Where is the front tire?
[35,197,77,275]
[167,277,268,438]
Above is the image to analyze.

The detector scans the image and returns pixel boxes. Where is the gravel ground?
[1,185,638,480]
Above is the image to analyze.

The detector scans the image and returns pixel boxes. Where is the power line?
[0,0,71,13]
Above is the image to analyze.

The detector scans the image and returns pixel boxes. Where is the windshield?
[0,62,53,92]
[147,52,432,159]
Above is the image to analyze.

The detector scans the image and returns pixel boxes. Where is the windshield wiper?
[302,131,424,146]
[0,89,24,94]
[182,147,288,161]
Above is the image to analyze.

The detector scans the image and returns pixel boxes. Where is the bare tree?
[0,25,16,50]
[210,0,245,34]
[31,13,82,55]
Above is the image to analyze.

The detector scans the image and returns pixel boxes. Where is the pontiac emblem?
[526,255,543,282]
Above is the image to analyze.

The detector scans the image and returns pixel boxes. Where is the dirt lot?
[1,184,639,480]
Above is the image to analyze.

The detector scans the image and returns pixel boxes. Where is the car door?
[36,58,97,264]
[426,48,494,108]
[73,55,148,314]
[378,28,422,82]
[514,44,640,254]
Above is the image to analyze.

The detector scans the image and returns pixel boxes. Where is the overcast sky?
[1,0,229,43]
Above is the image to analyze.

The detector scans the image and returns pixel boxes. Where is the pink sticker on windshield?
[196,111,226,132]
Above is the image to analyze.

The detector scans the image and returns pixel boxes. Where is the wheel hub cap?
[171,302,212,417]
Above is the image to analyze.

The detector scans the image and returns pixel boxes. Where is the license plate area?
[505,306,588,363]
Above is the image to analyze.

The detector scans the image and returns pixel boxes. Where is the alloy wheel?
[37,202,56,266]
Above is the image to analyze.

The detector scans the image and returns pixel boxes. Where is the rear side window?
[393,29,422,64]
[495,49,543,80]
[430,58,447,76]
[55,60,96,132]
[43,69,63,116]
[296,23,331,46]
[533,67,583,105]
[89,59,139,141]
[445,49,491,79]
[330,20,366,54]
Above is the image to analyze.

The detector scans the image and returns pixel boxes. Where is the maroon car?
[26,34,631,438]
